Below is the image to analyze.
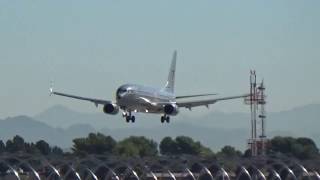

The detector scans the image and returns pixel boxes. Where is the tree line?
[0,133,319,160]
[268,136,319,159]
[0,135,63,155]
[72,133,214,157]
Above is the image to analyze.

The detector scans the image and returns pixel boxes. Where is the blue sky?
[0,1,319,117]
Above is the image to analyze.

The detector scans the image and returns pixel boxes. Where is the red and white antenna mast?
[245,71,268,157]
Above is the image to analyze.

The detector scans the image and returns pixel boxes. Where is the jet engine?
[103,103,119,115]
[164,104,179,116]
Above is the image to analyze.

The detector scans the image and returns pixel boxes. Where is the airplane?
[50,51,248,123]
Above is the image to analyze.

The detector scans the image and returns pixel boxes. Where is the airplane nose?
[116,87,127,99]
[118,92,125,98]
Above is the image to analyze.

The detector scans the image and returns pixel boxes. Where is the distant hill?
[0,115,248,150]
[34,105,160,129]
[0,104,319,151]
[0,116,96,148]
[35,104,320,135]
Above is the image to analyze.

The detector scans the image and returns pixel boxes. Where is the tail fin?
[163,50,177,93]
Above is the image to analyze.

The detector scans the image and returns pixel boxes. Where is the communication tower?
[244,71,268,156]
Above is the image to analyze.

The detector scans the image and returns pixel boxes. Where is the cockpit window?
[116,87,128,99]
[119,89,126,93]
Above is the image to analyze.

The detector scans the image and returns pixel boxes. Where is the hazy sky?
[0,1,319,118]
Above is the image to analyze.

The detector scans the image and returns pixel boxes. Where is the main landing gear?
[123,111,135,123]
[161,115,170,123]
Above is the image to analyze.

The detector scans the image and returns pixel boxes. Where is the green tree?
[115,136,158,157]
[270,136,295,154]
[269,136,319,159]
[296,137,319,158]
[217,146,242,158]
[115,141,139,157]
[25,142,39,154]
[72,133,116,155]
[35,140,51,155]
[52,146,64,155]
[160,136,213,157]
[199,146,215,157]
[0,140,5,153]
[160,137,178,155]
[175,136,201,155]
[6,135,25,153]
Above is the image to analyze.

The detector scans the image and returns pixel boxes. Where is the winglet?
[49,81,54,96]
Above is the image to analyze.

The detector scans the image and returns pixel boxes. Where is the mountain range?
[0,104,319,151]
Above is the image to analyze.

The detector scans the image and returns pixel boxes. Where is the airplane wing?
[176,93,217,99]
[50,89,111,106]
[176,94,249,109]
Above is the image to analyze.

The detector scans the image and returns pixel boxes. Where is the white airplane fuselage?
[116,84,176,114]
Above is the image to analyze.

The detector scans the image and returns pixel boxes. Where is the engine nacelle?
[103,103,119,115]
[164,104,179,116]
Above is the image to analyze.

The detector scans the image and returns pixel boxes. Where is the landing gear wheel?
[166,116,170,123]
[131,116,135,123]
[161,116,165,123]
[161,116,170,123]
[126,116,131,123]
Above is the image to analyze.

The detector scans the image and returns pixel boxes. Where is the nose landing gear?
[123,111,135,123]
[126,115,135,123]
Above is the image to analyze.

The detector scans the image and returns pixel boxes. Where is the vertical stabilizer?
[163,50,177,93]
